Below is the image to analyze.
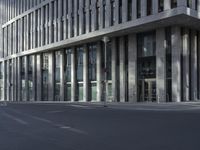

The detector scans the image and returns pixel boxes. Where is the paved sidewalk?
[6,101,200,111]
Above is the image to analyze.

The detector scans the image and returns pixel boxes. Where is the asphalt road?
[0,103,200,150]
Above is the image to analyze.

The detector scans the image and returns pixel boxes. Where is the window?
[76,47,84,82]
[89,44,97,81]
[21,57,26,101]
[187,0,192,8]
[158,0,164,12]
[171,0,177,8]
[111,0,115,26]
[0,63,3,100]
[137,0,141,18]
[65,49,72,101]
[42,53,49,101]
[147,0,152,15]
[55,51,61,101]
[119,0,122,23]
[96,0,100,30]
[128,0,132,21]
[28,55,33,101]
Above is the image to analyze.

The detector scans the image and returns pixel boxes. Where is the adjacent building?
[0,0,200,103]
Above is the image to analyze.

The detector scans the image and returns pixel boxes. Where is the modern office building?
[0,0,200,103]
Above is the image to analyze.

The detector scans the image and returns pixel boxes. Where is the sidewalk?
[6,100,200,111]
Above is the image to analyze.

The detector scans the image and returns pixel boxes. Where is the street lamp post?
[102,36,110,107]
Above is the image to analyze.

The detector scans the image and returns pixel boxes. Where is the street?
[0,102,200,150]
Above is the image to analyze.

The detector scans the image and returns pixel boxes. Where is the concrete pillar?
[17,57,21,101]
[60,51,65,101]
[114,0,119,25]
[24,56,29,101]
[71,47,76,102]
[192,0,197,9]
[156,28,166,102]
[79,0,84,34]
[97,42,102,102]
[32,55,36,101]
[122,0,128,22]
[128,34,137,103]
[48,52,55,101]
[198,32,200,100]
[91,0,97,31]
[68,0,73,37]
[164,0,171,10]
[153,0,158,14]
[36,54,42,101]
[111,38,118,102]
[2,61,5,101]
[177,0,187,7]
[191,30,198,100]
[119,37,126,102]
[141,0,147,17]
[197,0,200,12]
[171,27,182,102]
[7,60,10,101]
[83,45,89,102]
[105,0,111,27]
[13,58,17,101]
[132,0,137,19]
[182,28,190,101]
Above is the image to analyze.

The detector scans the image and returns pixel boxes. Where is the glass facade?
[28,56,33,101]
[42,53,49,101]
[137,32,156,102]
[0,63,3,100]
[21,57,26,101]
[65,49,72,101]
[55,51,61,101]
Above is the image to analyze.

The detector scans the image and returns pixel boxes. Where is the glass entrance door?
[139,79,156,102]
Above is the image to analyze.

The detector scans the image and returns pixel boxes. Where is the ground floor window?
[42,53,49,101]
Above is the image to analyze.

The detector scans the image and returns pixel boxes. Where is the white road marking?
[55,124,88,135]
[70,104,92,109]
[2,112,28,125]
[46,110,65,114]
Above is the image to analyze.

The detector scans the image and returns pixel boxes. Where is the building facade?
[0,0,200,103]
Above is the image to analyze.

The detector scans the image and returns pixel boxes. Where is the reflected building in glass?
[0,0,200,103]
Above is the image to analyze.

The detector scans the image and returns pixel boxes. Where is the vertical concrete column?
[13,58,17,101]
[63,0,67,39]
[191,30,198,100]
[156,28,166,102]
[119,37,126,102]
[7,61,10,101]
[92,0,97,31]
[83,45,89,102]
[24,56,29,101]
[32,55,36,101]
[122,0,128,22]
[132,0,137,20]
[41,7,44,46]
[68,0,72,37]
[128,34,137,103]
[105,0,111,27]
[33,11,36,49]
[17,57,21,101]
[192,0,197,9]
[111,38,118,102]
[171,26,182,102]
[60,51,65,101]
[96,42,102,102]
[114,0,119,25]
[197,0,200,12]
[99,0,104,29]
[182,28,190,101]
[164,0,171,10]
[54,0,58,42]
[71,47,76,102]
[177,0,187,7]
[36,54,42,101]
[11,59,14,101]
[58,0,62,41]
[198,32,200,100]
[45,5,49,44]
[85,0,90,33]
[141,0,147,17]
[74,0,78,36]
[153,0,158,14]
[38,9,41,47]
[49,1,53,43]
[79,0,84,35]
[2,61,5,101]
[48,52,55,101]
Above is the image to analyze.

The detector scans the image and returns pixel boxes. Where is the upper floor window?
[128,0,132,21]
[147,0,152,15]
[158,0,164,12]
[171,0,177,8]
[137,0,141,18]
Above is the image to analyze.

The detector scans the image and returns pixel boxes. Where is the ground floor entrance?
[138,79,156,102]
